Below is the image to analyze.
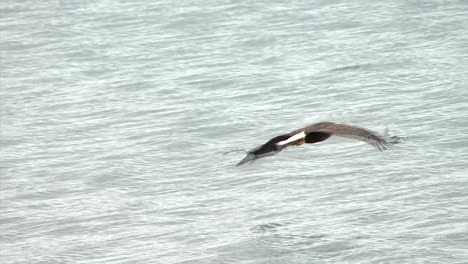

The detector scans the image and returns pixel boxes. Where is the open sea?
[1,1,467,263]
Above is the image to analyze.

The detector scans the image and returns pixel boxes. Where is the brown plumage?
[236,122,401,166]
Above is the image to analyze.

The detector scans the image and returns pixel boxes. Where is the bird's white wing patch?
[276,131,305,146]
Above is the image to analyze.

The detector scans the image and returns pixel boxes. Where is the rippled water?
[1,1,468,263]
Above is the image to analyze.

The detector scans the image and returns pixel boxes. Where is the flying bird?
[237,122,401,166]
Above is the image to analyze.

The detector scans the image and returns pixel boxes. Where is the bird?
[236,122,401,166]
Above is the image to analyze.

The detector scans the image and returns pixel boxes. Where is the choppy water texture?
[1,1,468,263]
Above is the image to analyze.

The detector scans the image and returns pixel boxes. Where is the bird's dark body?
[252,134,290,155]
[253,132,332,156]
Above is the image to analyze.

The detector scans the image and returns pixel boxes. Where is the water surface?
[1,1,468,263]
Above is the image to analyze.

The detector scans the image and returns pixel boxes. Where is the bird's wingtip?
[236,153,257,167]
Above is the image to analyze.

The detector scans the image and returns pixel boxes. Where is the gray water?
[1,1,468,263]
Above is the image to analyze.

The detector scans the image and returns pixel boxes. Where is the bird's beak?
[236,153,257,167]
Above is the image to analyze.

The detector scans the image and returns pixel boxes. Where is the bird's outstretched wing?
[303,122,401,151]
